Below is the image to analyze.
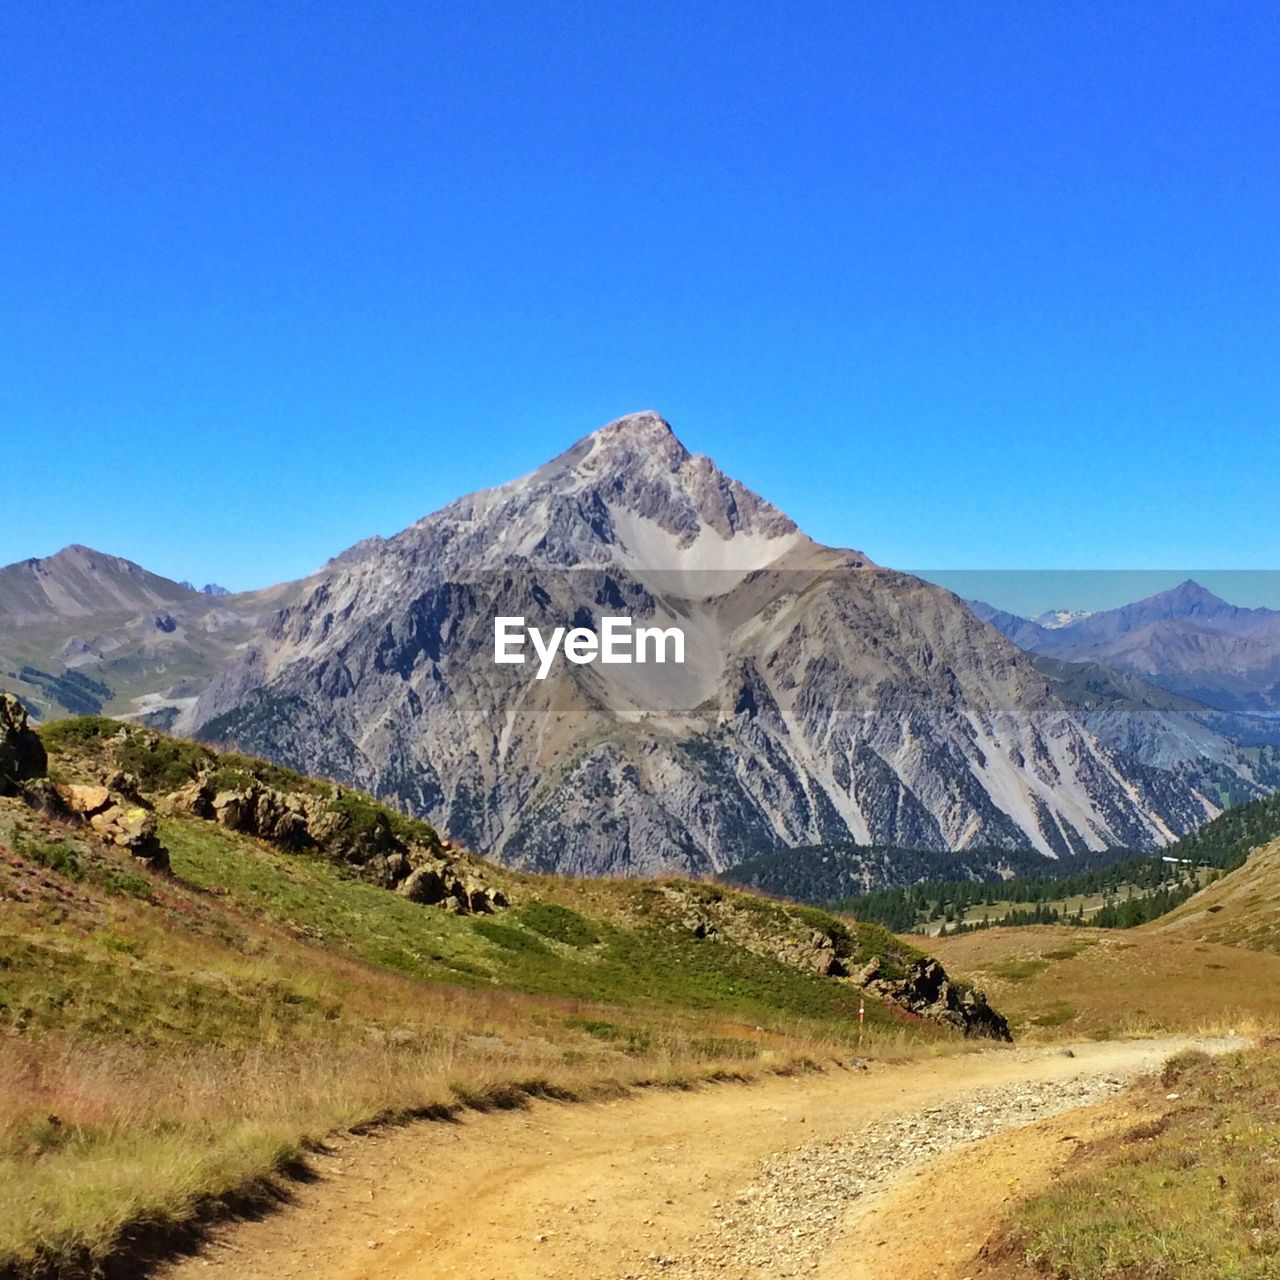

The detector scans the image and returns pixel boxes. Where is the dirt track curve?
[158,1034,1245,1280]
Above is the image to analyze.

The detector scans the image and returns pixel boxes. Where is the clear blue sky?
[3,1,1277,607]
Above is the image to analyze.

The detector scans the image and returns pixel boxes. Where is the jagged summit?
[376,411,812,577]
[595,408,682,446]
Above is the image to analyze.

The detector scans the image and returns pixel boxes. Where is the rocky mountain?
[172,411,1222,876]
[971,582,1280,717]
[1014,654,1280,813]
[0,544,196,624]
[1031,608,1093,630]
[9,415,1271,879]
[0,548,308,724]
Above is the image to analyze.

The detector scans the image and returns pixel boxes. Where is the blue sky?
[2,2,1277,609]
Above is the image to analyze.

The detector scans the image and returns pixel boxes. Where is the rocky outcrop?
[661,883,1009,1040]
[397,863,508,914]
[0,693,46,795]
[160,775,508,914]
[1,697,168,870]
[211,785,316,850]
[59,781,170,871]
[858,955,1011,1041]
[779,928,846,978]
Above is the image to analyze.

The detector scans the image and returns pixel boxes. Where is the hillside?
[0,700,1006,1279]
[931,796,1280,1038]
[990,1044,1280,1279]
[1026,651,1280,804]
[722,840,1125,904]
[0,548,308,726]
[1153,835,1280,950]
[0,546,195,625]
[727,790,1280,939]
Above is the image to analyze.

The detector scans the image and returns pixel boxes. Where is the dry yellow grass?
[0,779,964,1277]
[0,1024,860,1274]
[1152,835,1280,950]
[990,1044,1280,1278]
[932,846,1280,1042]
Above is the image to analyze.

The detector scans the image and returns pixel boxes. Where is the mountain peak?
[0,544,194,623]
[375,411,820,580]
[1144,579,1231,618]
[584,410,690,469]
[1169,578,1220,601]
[596,409,678,441]
[35,544,157,577]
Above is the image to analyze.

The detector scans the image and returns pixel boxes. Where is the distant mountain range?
[0,548,307,726]
[970,582,1280,717]
[3,413,1277,880]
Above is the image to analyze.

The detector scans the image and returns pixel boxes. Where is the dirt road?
[158,1035,1245,1280]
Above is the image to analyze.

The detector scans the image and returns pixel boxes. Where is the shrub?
[116,735,214,792]
[472,921,550,956]
[518,902,601,947]
[38,716,121,747]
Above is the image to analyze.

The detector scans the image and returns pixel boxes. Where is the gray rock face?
[1027,653,1280,801]
[185,412,1217,878]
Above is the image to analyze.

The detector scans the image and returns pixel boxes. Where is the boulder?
[466,882,497,914]
[212,785,311,848]
[20,778,70,817]
[682,912,718,939]
[866,957,1011,1041]
[62,784,112,815]
[156,776,216,819]
[397,865,447,904]
[87,800,170,871]
[102,769,146,805]
[0,693,46,795]
[781,929,846,977]
[396,864,505,914]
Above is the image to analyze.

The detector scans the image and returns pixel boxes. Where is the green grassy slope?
[1,716,981,1279]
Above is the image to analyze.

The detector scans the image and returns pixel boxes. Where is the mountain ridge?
[0,544,198,624]
[971,581,1280,716]
[6,414,1270,878]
